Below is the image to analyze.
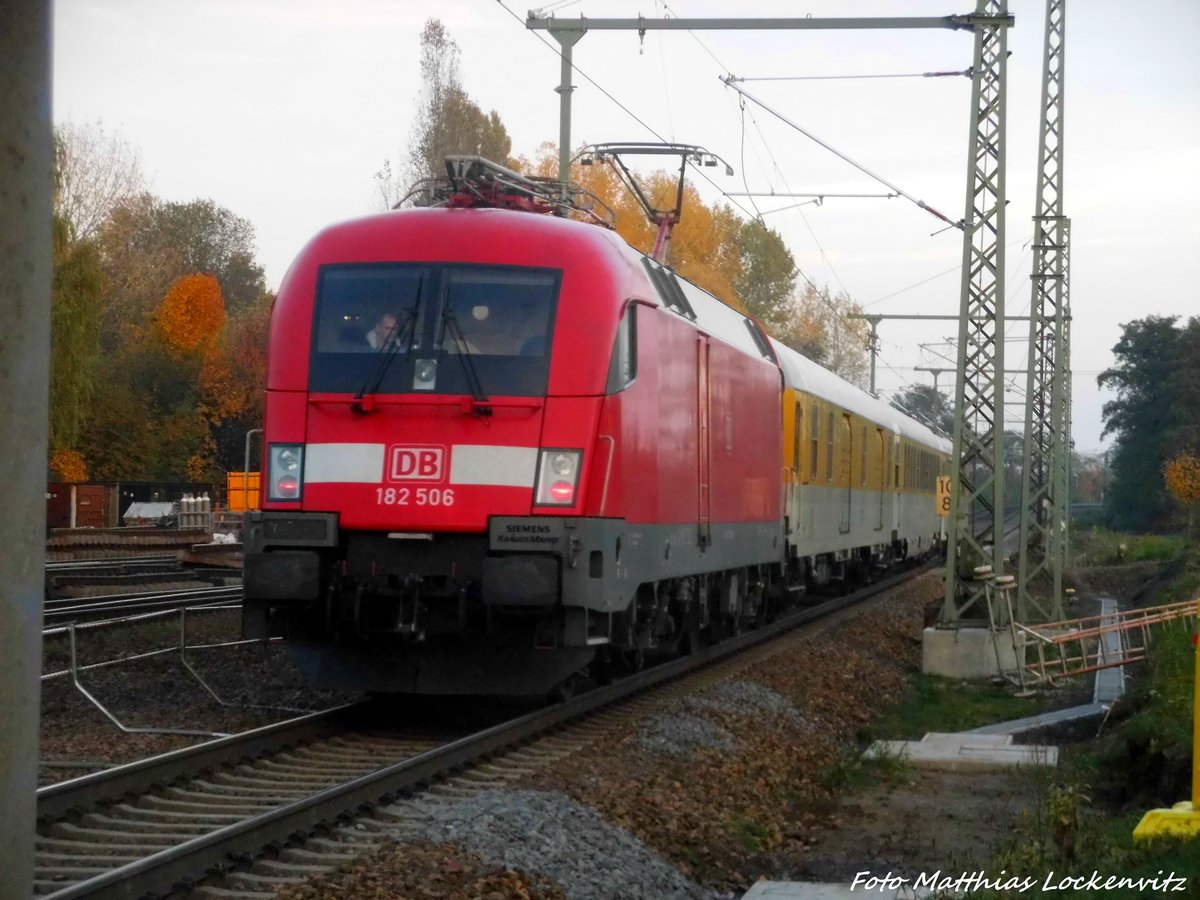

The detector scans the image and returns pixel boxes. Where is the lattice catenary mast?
[1016,0,1070,624]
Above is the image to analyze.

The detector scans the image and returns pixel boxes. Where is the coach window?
[810,403,821,478]
[605,303,638,393]
[860,425,868,485]
[826,410,835,482]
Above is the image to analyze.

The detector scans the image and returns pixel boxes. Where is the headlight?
[534,449,582,506]
[269,444,304,501]
[550,452,576,476]
[277,448,300,472]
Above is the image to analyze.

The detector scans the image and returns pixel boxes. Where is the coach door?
[790,400,803,536]
[697,334,712,550]
[876,428,886,531]
[839,414,852,534]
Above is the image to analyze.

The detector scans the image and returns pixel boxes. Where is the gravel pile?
[684,680,805,726]
[397,789,720,900]
[637,711,736,758]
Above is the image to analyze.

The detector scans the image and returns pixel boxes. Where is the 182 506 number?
[375,487,455,506]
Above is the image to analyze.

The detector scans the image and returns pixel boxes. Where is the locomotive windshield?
[309,263,560,396]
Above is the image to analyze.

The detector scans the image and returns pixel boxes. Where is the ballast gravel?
[684,679,805,726]
[637,711,737,757]
[402,789,721,900]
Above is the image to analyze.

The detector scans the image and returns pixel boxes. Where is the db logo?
[388,445,445,482]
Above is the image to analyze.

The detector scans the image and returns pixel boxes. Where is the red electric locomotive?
[244,158,784,696]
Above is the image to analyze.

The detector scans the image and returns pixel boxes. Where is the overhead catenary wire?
[720,76,961,230]
[727,69,972,82]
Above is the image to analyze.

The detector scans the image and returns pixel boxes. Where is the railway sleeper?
[35,865,120,881]
[135,799,275,818]
[161,785,291,806]
[46,821,183,844]
[112,802,246,824]
[79,812,215,835]
[36,836,164,854]
[36,851,144,865]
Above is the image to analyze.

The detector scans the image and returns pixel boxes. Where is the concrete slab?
[966,702,1108,735]
[921,626,1019,679]
[865,731,1057,770]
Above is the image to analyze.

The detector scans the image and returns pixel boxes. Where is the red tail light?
[548,481,575,503]
[276,475,300,499]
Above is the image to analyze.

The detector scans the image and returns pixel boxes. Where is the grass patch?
[1071,528,1188,567]
[817,742,912,793]
[729,817,773,854]
[862,673,1052,742]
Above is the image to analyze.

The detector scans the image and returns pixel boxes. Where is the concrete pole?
[0,2,53,897]
[551,26,585,205]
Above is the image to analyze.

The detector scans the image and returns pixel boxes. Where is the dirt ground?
[772,768,1040,883]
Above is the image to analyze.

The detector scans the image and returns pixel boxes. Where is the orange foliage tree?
[1163,451,1200,534]
[49,448,88,483]
[156,273,226,354]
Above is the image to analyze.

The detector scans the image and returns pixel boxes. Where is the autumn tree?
[54,121,145,243]
[735,221,797,337]
[380,19,514,203]
[156,273,226,354]
[199,293,273,471]
[890,384,954,436]
[784,283,870,385]
[1098,316,1188,531]
[95,195,266,344]
[1164,451,1200,535]
[49,131,107,467]
[49,449,88,483]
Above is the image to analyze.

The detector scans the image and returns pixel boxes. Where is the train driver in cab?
[366,312,399,350]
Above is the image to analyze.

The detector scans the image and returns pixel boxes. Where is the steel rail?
[42,586,242,624]
[41,561,933,900]
[46,556,180,572]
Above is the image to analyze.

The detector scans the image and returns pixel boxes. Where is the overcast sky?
[53,0,1200,454]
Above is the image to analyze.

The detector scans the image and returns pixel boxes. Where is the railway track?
[43,585,243,625]
[46,555,181,573]
[34,562,932,899]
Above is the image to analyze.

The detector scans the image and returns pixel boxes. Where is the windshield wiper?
[352,283,420,414]
[440,305,492,416]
